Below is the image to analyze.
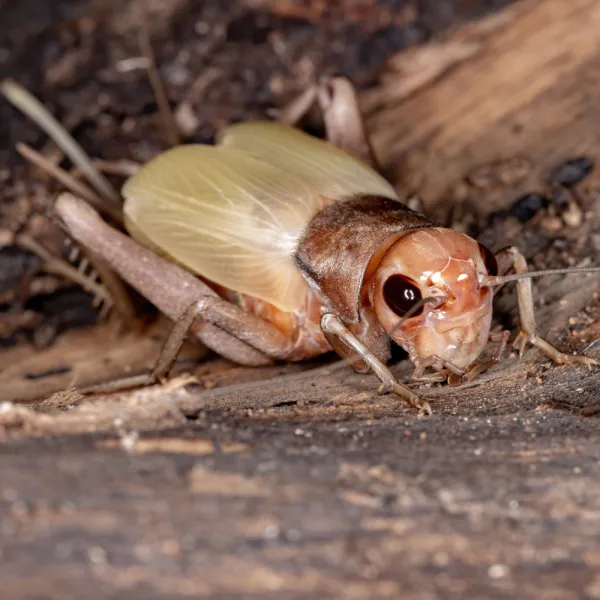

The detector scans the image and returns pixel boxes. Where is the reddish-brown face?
[369,228,498,368]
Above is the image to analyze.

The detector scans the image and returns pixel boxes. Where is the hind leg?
[56,194,299,393]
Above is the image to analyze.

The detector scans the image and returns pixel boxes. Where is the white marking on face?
[457,273,469,282]
[430,271,444,284]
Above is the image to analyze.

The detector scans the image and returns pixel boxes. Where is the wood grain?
[368,0,600,211]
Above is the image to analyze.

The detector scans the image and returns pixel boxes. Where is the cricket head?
[369,228,497,368]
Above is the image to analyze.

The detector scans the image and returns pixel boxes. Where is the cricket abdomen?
[216,285,331,361]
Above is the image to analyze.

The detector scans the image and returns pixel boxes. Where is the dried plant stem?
[138,29,181,147]
[69,159,141,184]
[1,78,121,208]
[17,143,124,224]
[277,84,318,125]
[3,81,137,327]
[91,159,141,177]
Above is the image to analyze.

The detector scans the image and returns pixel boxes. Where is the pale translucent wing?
[218,121,399,203]
[122,145,318,311]
[123,124,398,312]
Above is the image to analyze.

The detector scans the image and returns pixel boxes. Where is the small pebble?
[88,546,108,565]
[562,200,583,228]
[262,524,281,540]
[509,193,549,222]
[488,564,509,579]
[540,216,563,233]
[174,102,200,138]
[550,156,594,187]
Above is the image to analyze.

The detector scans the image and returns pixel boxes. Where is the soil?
[1,1,600,599]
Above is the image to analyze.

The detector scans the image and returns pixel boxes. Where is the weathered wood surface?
[1,0,600,599]
[369,0,600,213]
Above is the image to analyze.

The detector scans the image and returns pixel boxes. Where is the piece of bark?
[368,0,600,213]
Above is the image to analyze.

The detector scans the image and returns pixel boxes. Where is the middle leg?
[494,246,598,370]
[83,296,295,393]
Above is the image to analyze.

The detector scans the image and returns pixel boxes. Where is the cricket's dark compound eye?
[478,243,498,276]
[383,274,423,318]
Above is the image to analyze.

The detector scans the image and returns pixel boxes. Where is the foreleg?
[320,313,431,414]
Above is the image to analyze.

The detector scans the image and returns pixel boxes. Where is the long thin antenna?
[481,266,600,287]
[1,78,122,208]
